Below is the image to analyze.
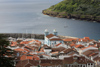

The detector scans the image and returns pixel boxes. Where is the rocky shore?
[42,9,100,22]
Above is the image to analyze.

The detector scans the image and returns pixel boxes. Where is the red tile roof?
[70,43,76,47]
[63,38,78,42]
[75,44,84,48]
[46,34,55,38]
[10,41,17,46]
[14,48,24,52]
[20,54,40,61]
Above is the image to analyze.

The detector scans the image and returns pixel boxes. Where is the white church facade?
[44,29,63,47]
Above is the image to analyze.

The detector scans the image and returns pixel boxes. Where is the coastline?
[42,9,100,23]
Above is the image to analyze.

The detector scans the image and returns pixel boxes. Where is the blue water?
[0,0,100,40]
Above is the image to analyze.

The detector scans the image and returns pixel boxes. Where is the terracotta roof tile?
[63,38,78,42]
[70,43,76,47]
[75,44,84,48]
[46,34,55,38]
[14,48,24,52]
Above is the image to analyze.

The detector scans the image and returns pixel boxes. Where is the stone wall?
[0,33,44,39]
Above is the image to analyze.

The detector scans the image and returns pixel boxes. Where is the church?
[44,29,63,47]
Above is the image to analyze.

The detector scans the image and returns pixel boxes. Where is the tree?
[0,34,14,67]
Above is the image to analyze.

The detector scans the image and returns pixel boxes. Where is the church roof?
[46,34,62,41]
[46,34,55,38]
[50,38,62,41]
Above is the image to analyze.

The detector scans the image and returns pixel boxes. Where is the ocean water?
[0,0,100,40]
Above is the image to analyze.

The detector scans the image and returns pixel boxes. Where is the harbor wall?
[0,33,78,39]
[0,33,44,39]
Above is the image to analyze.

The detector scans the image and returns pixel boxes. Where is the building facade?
[44,29,63,47]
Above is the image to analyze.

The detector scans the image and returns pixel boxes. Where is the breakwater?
[0,33,44,39]
[0,33,78,39]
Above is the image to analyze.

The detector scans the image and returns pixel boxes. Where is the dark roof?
[93,56,100,61]
[50,38,62,41]
[52,47,66,52]
[40,59,63,66]
[63,56,94,64]
[42,45,51,49]
[82,50,99,57]
[16,60,39,67]
[63,48,74,54]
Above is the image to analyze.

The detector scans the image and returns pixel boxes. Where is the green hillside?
[42,0,100,22]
